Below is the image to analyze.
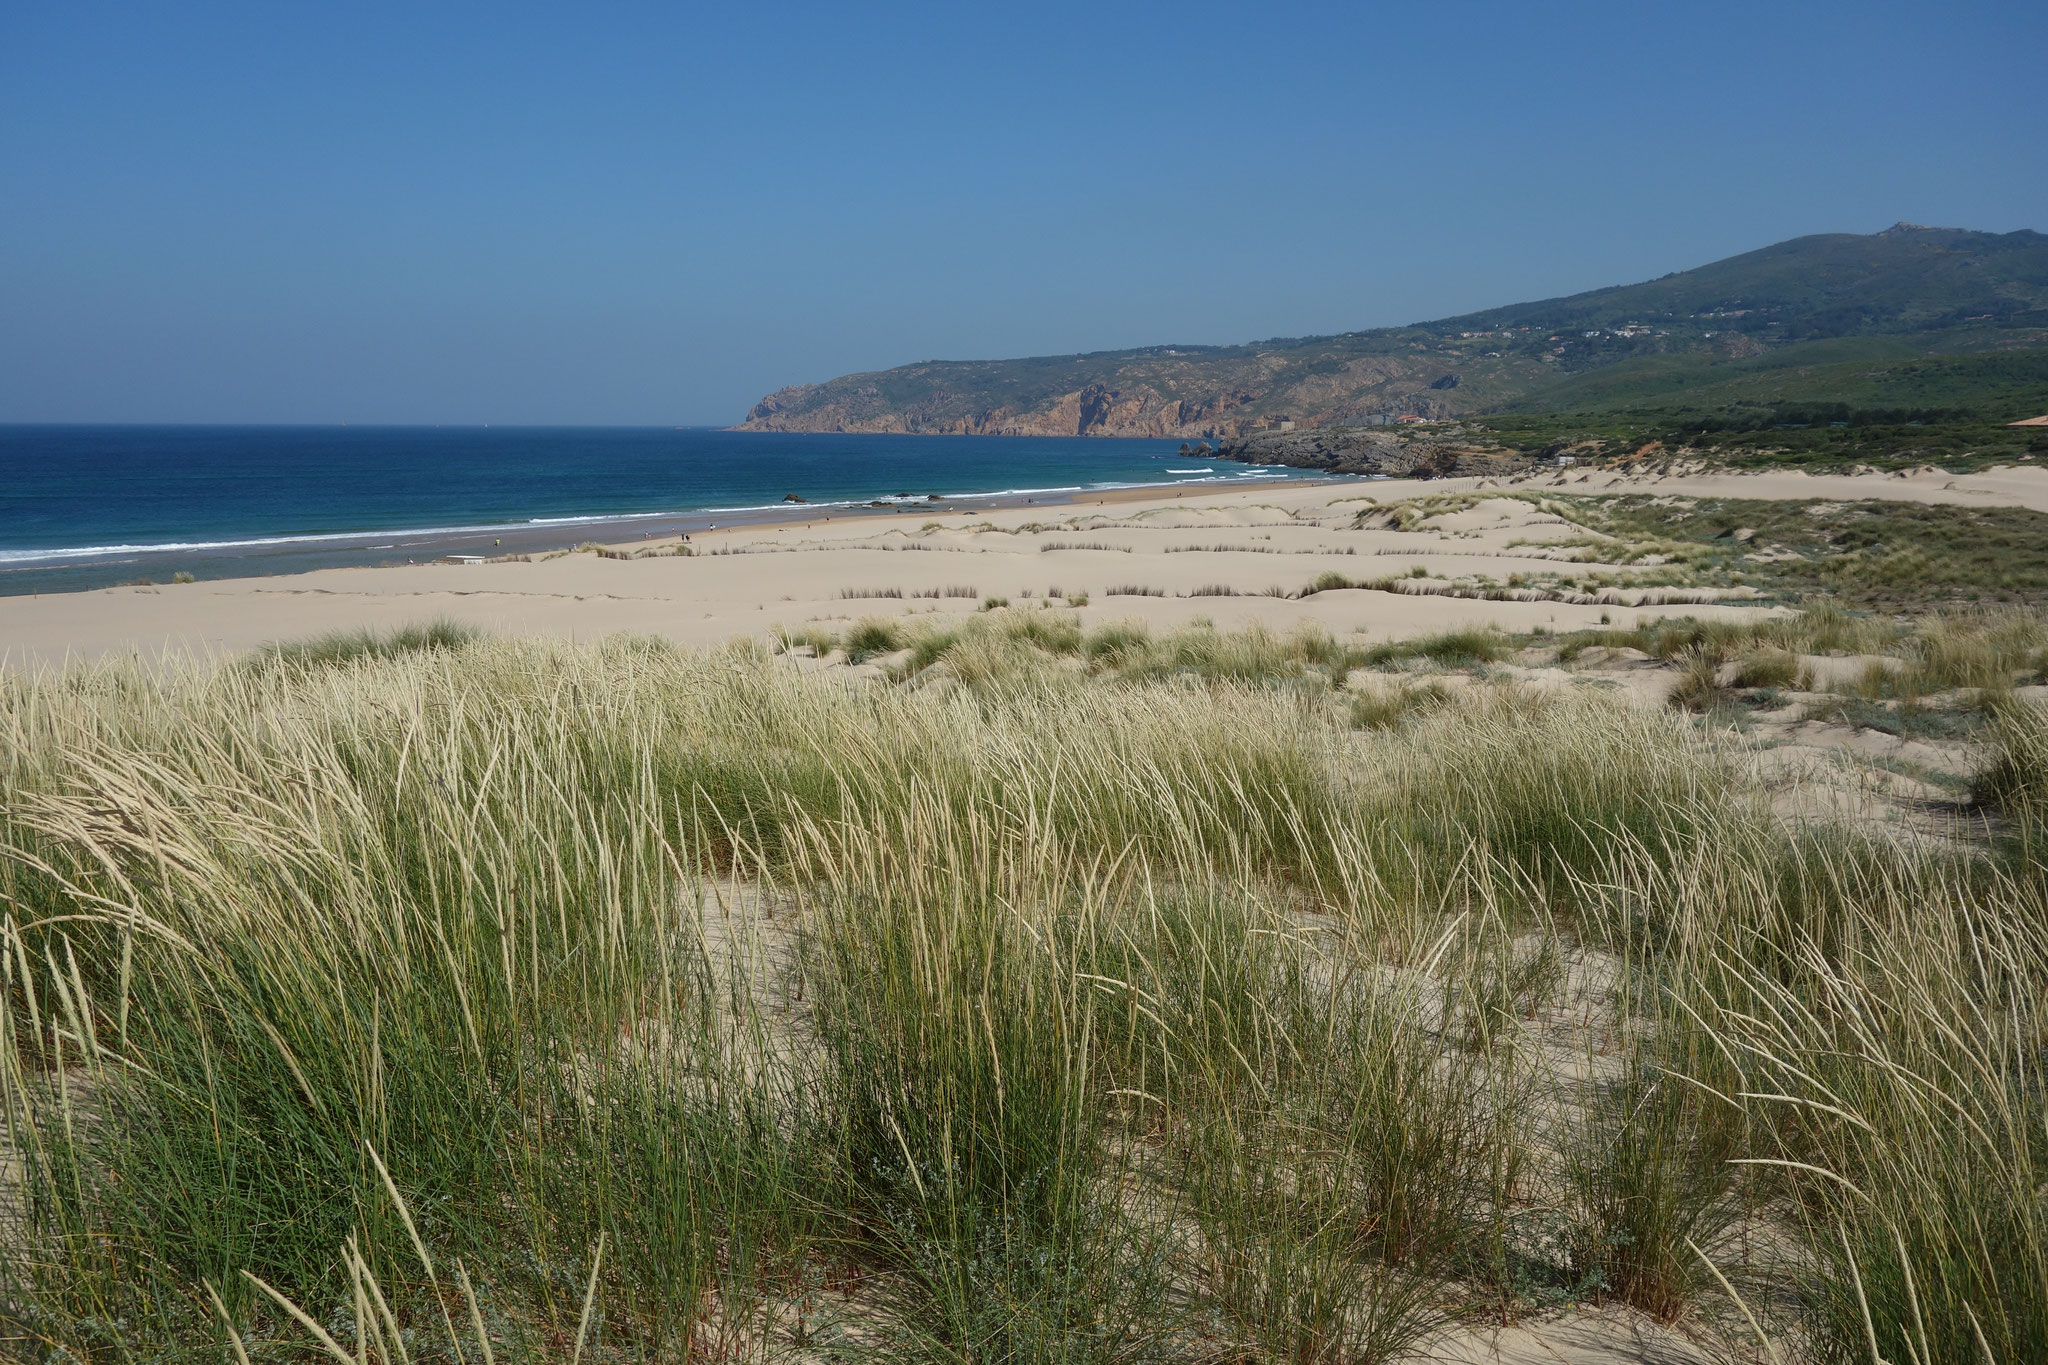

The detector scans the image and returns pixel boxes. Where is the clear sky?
[3,1,2043,426]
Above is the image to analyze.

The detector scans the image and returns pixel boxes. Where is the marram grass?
[0,627,2042,1362]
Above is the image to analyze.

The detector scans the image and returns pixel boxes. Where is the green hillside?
[1511,337,2048,417]
[736,225,2048,442]
[1435,224,2048,341]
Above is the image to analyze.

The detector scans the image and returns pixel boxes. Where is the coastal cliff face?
[743,382,1242,439]
[733,226,2048,438]
[738,357,1464,440]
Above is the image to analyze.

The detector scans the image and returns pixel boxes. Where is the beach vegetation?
[1668,645,1726,712]
[842,615,906,661]
[1974,697,2048,844]
[1564,495,2048,609]
[2,615,2046,1362]
[1360,627,1509,668]
[1730,647,1804,689]
[255,617,484,672]
[813,614,1528,694]
[1348,679,1455,730]
[773,622,839,658]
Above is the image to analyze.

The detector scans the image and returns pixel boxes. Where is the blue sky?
[3,1,2043,425]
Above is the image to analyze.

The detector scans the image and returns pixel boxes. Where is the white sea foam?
[0,526,501,566]
[0,470,1313,567]
[0,512,695,565]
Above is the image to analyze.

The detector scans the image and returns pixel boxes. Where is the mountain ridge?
[733,225,2048,438]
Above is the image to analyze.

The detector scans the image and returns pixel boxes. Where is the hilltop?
[735,224,2048,438]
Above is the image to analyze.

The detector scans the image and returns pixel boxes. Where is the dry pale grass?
[0,626,2040,1363]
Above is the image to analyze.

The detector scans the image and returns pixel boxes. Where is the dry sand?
[5,462,2045,666]
[1528,457,2048,511]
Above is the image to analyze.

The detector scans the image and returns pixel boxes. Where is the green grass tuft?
[258,617,484,671]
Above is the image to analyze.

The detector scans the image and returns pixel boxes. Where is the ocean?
[0,426,1306,595]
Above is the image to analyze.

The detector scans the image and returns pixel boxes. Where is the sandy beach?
[6,461,2046,666]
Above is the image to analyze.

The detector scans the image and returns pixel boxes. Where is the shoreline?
[7,461,2048,667]
[0,472,1334,597]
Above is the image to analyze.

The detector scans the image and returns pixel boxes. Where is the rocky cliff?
[738,355,1465,440]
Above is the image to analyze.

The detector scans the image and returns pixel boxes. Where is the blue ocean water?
[0,425,1301,594]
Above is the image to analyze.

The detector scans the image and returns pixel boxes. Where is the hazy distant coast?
[735,224,2048,441]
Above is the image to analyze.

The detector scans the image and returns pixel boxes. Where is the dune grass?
[1,624,2044,1361]
[800,607,1519,695]
[255,617,483,671]
[1555,603,2048,723]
